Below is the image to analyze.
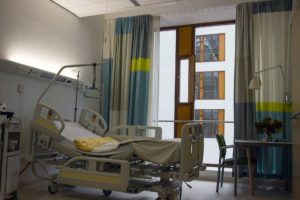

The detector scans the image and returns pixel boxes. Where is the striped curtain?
[235,0,292,178]
[102,15,152,128]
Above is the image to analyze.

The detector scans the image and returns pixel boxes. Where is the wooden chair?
[216,134,256,195]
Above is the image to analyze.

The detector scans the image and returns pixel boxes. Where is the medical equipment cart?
[0,116,21,200]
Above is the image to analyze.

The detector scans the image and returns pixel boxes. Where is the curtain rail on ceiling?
[104,5,235,20]
[155,120,235,124]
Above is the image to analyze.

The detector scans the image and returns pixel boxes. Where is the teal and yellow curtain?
[235,0,292,178]
[102,15,152,128]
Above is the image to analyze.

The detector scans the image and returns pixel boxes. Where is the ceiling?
[52,0,182,17]
[52,0,261,18]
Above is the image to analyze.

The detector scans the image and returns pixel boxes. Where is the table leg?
[246,147,254,195]
[287,145,292,194]
[234,145,237,196]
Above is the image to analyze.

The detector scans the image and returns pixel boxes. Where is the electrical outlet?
[18,84,24,94]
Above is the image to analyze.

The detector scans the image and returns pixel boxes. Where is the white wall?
[0,0,104,79]
[0,0,104,156]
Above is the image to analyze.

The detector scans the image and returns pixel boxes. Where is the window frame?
[194,109,225,138]
[195,71,225,100]
[195,33,226,63]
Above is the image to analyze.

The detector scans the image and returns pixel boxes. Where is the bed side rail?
[107,125,162,139]
[78,108,108,136]
[32,102,65,140]
[179,123,204,182]
[58,156,129,192]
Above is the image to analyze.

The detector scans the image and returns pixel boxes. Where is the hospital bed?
[29,102,204,199]
[28,63,205,199]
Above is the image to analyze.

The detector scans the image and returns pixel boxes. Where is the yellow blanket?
[74,137,119,153]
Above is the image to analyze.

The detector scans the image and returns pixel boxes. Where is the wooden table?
[234,139,292,196]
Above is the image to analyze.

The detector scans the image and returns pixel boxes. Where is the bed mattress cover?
[53,121,181,164]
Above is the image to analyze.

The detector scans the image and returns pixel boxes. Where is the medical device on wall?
[83,63,101,99]
[0,59,78,87]
[0,110,21,200]
[35,62,106,123]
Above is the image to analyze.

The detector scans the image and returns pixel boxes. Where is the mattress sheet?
[52,122,181,164]
[54,121,99,142]
[110,135,181,164]
[78,138,181,164]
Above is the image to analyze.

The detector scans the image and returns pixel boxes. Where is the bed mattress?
[53,122,181,164]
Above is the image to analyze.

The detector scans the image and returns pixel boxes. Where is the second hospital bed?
[29,102,205,199]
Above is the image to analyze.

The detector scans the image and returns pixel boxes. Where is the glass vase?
[264,133,273,142]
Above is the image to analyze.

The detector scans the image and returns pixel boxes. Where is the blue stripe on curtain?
[128,72,149,125]
[101,58,112,126]
[252,0,292,14]
[234,103,257,140]
[115,17,134,34]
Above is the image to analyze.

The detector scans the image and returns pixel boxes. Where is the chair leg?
[221,166,225,187]
[216,157,222,193]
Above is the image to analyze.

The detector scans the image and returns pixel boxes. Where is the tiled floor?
[19,179,291,200]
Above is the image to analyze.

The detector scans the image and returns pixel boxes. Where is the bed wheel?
[103,190,112,197]
[48,182,59,194]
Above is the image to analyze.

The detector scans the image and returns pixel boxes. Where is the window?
[194,24,235,169]
[179,59,189,103]
[158,30,176,139]
[158,23,235,170]
[194,109,224,138]
[195,71,225,99]
[195,34,225,62]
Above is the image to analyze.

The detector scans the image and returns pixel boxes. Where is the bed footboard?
[57,156,130,192]
[177,123,204,182]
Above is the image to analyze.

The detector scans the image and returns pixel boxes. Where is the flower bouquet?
[255,117,282,141]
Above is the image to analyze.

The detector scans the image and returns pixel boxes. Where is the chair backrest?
[216,134,226,158]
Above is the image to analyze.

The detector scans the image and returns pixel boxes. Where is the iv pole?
[74,70,80,122]
[37,62,107,122]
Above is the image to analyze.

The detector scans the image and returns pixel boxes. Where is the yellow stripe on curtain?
[256,102,292,113]
[130,58,150,72]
